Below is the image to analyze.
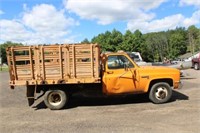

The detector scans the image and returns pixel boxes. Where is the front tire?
[44,90,68,110]
[149,82,172,104]
[194,63,199,70]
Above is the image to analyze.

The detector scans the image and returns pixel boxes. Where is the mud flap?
[26,85,36,106]
[28,98,34,106]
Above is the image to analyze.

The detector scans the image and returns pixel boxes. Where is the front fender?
[144,78,174,93]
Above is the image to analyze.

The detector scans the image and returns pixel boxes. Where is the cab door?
[102,54,138,94]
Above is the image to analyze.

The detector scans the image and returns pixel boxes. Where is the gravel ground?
[0,69,200,133]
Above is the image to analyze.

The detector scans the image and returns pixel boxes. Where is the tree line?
[0,25,200,63]
[83,25,200,62]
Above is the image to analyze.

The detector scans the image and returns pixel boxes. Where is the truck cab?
[102,52,181,104]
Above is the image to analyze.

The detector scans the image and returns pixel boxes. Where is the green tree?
[143,27,187,61]
[92,29,123,52]
[0,41,23,63]
[119,30,135,51]
[91,32,112,52]
[109,29,123,51]
[81,38,90,44]
[132,30,144,52]
[143,34,154,62]
[168,27,187,59]
[187,25,200,53]
[144,32,168,62]
[119,30,146,58]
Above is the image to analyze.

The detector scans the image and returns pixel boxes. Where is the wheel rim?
[48,92,62,106]
[194,64,198,69]
[155,87,168,100]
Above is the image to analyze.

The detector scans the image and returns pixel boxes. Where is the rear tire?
[44,90,68,110]
[149,82,172,104]
[194,63,199,70]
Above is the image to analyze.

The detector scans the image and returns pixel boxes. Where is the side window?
[107,55,134,69]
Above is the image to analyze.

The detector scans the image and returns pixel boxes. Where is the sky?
[0,0,200,44]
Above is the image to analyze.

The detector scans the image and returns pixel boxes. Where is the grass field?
[0,67,8,72]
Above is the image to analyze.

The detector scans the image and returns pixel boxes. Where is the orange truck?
[6,44,181,110]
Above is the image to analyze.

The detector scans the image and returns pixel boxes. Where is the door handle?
[107,71,113,74]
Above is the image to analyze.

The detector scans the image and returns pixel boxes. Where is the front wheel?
[149,82,172,104]
[194,63,199,70]
[44,90,68,110]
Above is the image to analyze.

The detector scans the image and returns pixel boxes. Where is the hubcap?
[155,87,168,100]
[48,92,62,106]
[195,64,198,69]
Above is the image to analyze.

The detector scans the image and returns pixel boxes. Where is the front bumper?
[174,81,183,89]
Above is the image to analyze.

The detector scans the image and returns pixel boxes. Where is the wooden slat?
[6,48,13,81]
[11,48,18,80]
[59,46,63,79]
[35,46,41,80]
[90,45,94,78]
[12,47,30,51]
[29,47,34,79]
[67,46,70,78]
[72,45,76,78]
[41,46,46,80]
[95,44,100,78]
[63,47,68,78]
[15,55,30,61]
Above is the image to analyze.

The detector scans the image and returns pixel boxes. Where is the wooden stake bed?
[6,44,101,87]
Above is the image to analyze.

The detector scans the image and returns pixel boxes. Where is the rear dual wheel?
[44,90,68,110]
